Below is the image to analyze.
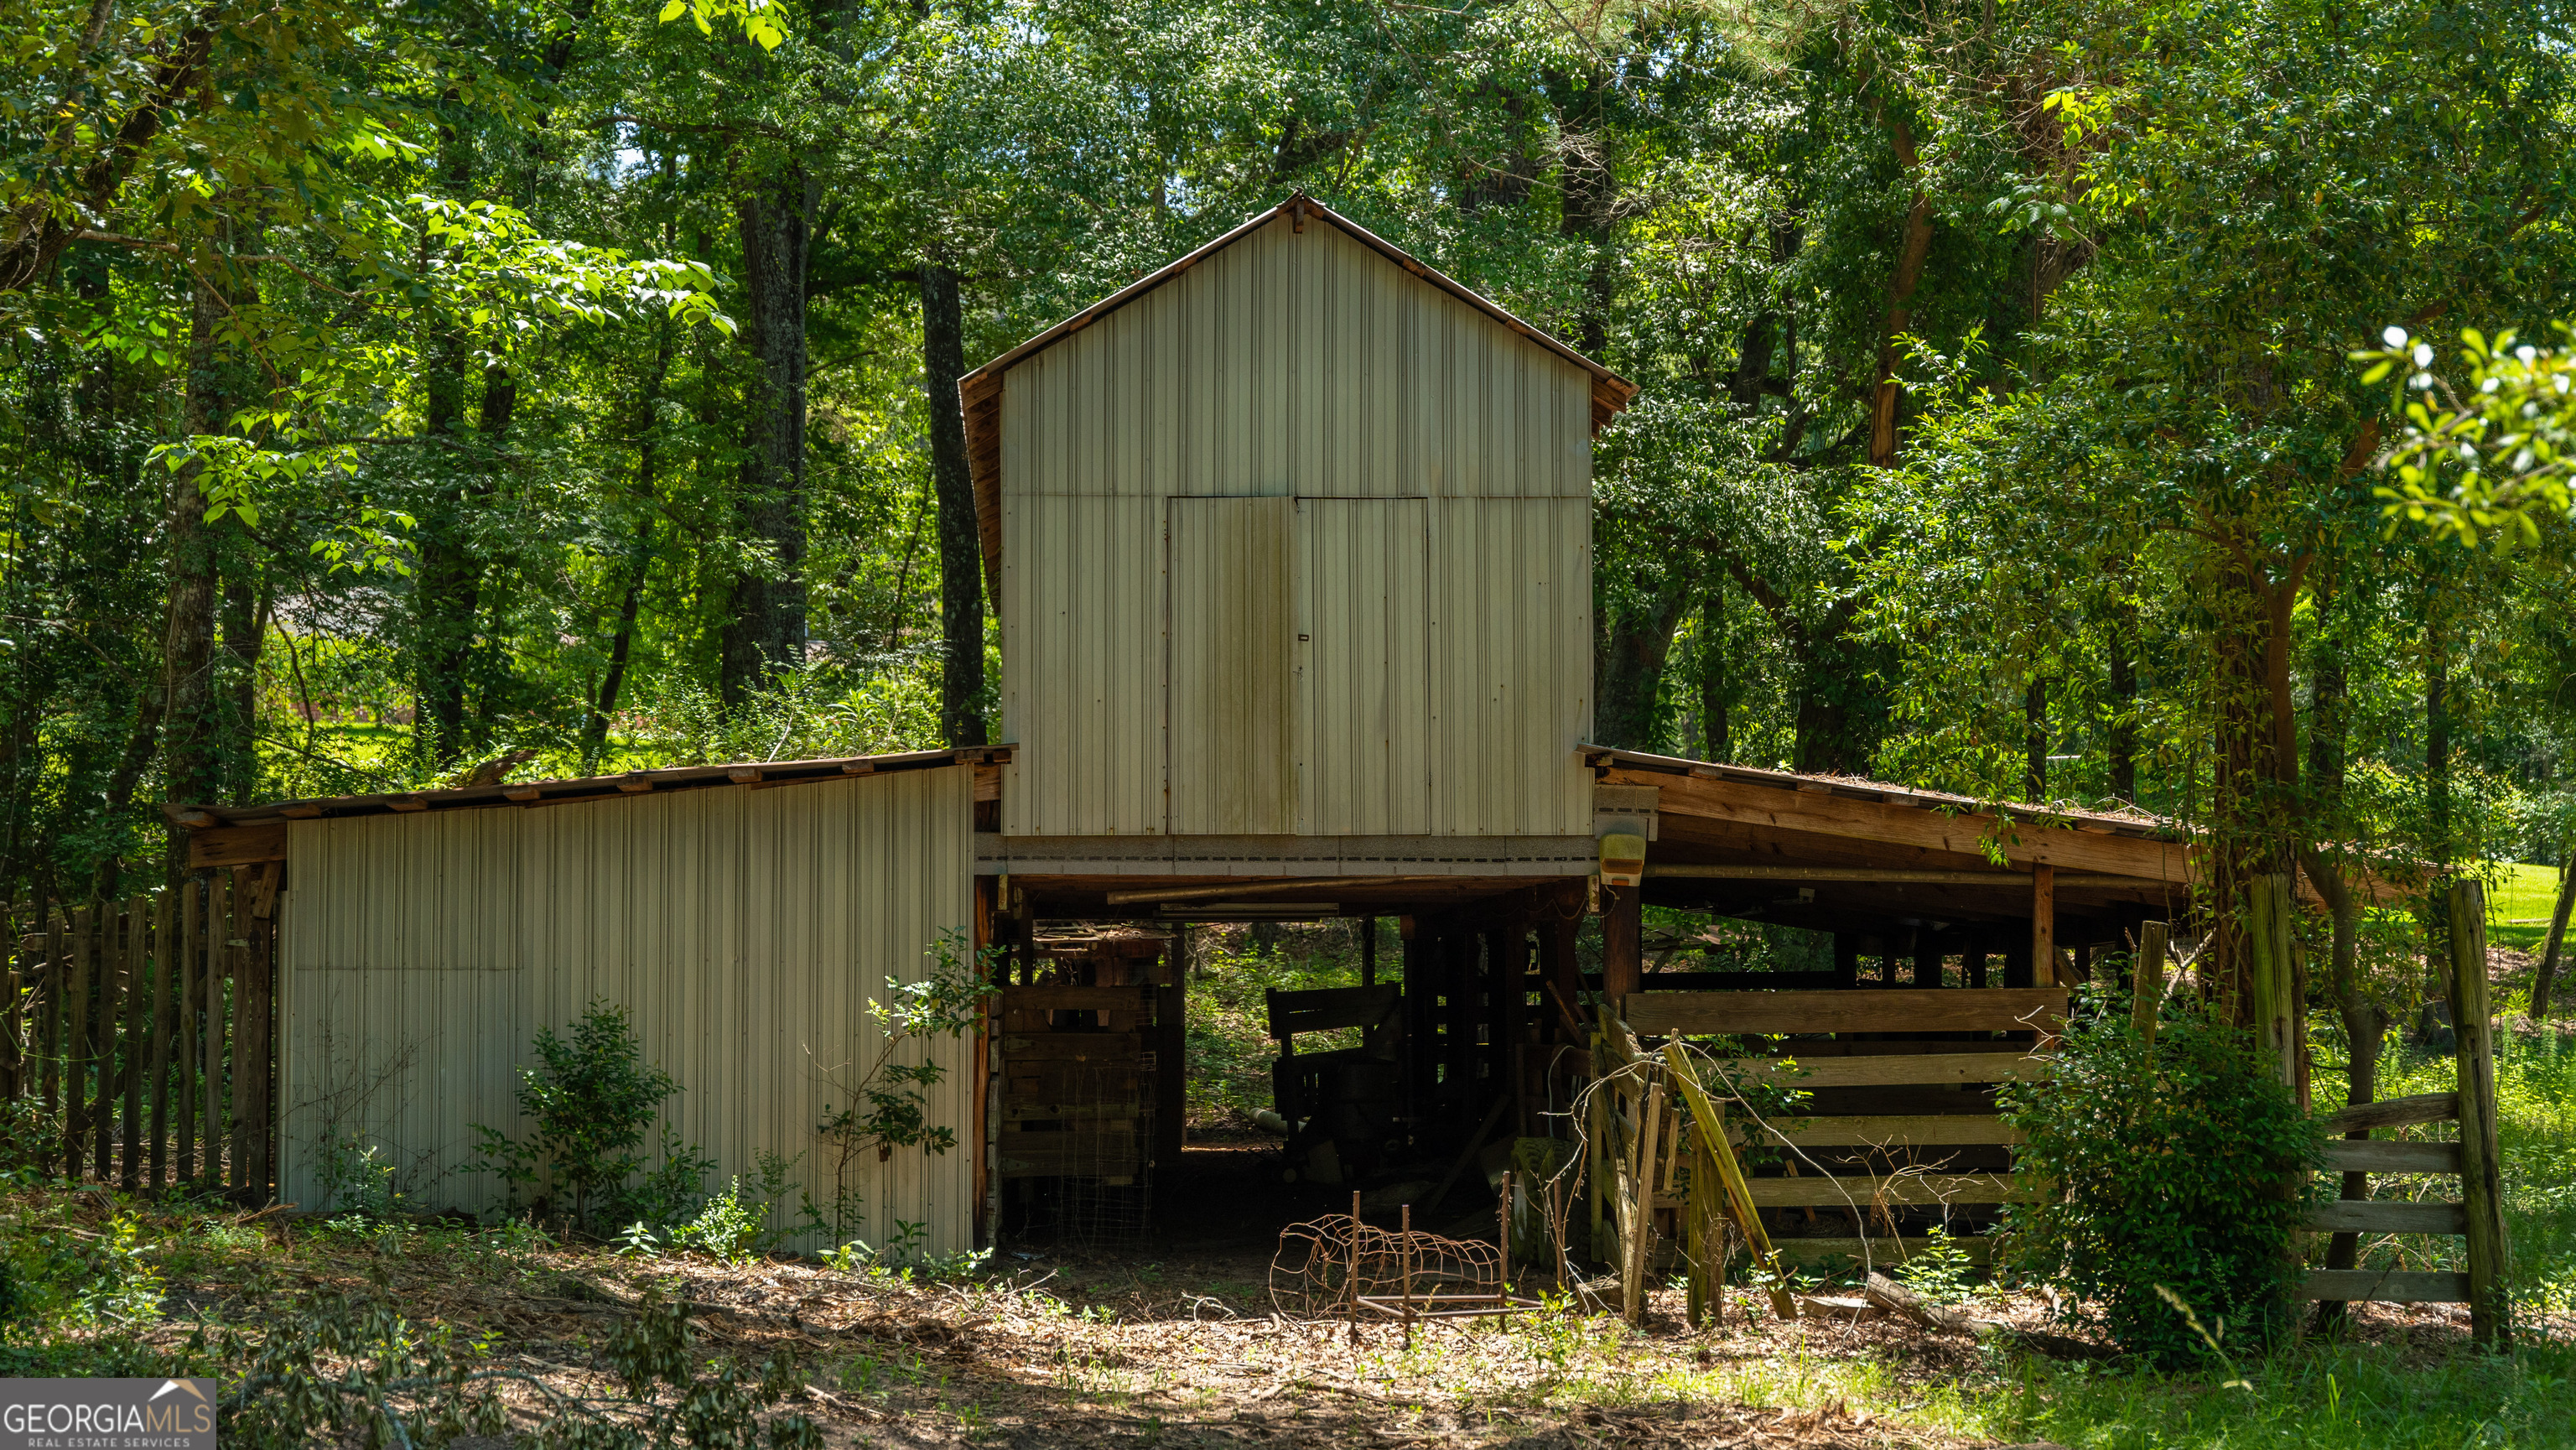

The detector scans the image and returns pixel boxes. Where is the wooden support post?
[1586,1057,1609,1264]
[2132,921,2169,1042]
[1963,938,1989,990]
[1498,920,1530,1131]
[1603,886,1643,1006]
[2029,865,2055,991]
[2448,880,2511,1351]
[1360,917,1377,989]
[1541,916,1581,1027]
[1912,932,1942,990]
[1153,941,1186,1171]
[1832,933,1858,990]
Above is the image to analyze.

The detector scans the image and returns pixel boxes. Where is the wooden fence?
[1,866,280,1197]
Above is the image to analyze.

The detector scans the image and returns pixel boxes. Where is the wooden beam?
[186,823,286,869]
[2295,1270,2470,1304]
[1719,1052,2049,1089]
[2322,1092,2458,1134]
[1626,987,2067,1037]
[2320,1140,2461,1173]
[2305,1199,2466,1234]
[1741,1172,2029,1208]
[1748,1114,2024,1147]
[1615,766,2192,880]
[1104,876,1452,907]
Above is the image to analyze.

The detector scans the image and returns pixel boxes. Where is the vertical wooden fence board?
[41,915,62,1175]
[68,907,90,1178]
[150,893,171,1184]
[179,880,197,1181]
[122,894,144,1188]
[208,873,230,1188]
[2449,881,2511,1350]
[228,875,251,1190]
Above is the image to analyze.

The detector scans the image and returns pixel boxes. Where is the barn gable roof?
[957,194,1637,604]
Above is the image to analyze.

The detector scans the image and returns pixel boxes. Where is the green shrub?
[1997,995,2324,1366]
[472,1000,696,1234]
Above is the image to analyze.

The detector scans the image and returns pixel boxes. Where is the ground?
[8,1130,2573,1450]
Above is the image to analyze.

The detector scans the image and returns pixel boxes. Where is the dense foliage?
[1998,1000,2326,1365]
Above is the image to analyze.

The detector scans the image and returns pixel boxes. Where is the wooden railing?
[3,876,278,1196]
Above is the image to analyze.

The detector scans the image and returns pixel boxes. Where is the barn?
[166,196,2199,1259]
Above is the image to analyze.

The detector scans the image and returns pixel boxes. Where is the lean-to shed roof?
[164,746,1010,862]
[957,194,1639,604]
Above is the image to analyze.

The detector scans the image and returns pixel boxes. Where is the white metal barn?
[169,195,2186,1257]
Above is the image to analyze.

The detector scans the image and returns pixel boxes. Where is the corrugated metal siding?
[1168,497,1295,834]
[1430,497,1593,834]
[276,767,978,1255]
[1295,498,1431,834]
[1000,211,1597,838]
[999,491,1164,836]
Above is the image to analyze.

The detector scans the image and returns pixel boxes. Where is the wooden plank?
[1603,884,1643,1002]
[2303,1199,2466,1234]
[1649,865,2034,884]
[2449,878,2510,1349]
[1627,988,2067,1037]
[1769,1235,1995,1269]
[1753,1114,2023,1148]
[1718,1052,2048,1089]
[997,985,1152,1011]
[2322,1093,2458,1135]
[2296,1270,2471,1304]
[1611,765,2193,880]
[998,1032,1145,1058]
[186,823,288,869]
[1742,1172,2029,1208]
[2320,1140,2460,1174]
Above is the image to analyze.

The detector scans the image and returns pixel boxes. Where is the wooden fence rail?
[2,870,278,1198]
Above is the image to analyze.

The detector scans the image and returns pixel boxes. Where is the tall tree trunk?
[2023,674,2049,801]
[1698,578,1727,763]
[2106,610,2138,803]
[2532,855,2573,1021]
[152,268,233,875]
[1869,112,1935,466]
[217,570,267,805]
[1593,572,1690,751]
[920,261,985,746]
[719,163,813,704]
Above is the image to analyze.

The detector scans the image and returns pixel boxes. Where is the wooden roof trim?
[166,746,1014,829]
[1586,746,2179,842]
[958,194,1637,611]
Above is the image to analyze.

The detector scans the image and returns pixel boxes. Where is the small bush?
[1997,995,2324,1366]
[473,1000,695,1234]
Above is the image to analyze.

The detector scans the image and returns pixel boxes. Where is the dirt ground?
[171,1137,2507,1450]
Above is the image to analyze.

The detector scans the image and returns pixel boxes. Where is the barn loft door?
[1167,497,1296,834]
[1294,498,1431,834]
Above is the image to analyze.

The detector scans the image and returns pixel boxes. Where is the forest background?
[3,0,2573,995]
